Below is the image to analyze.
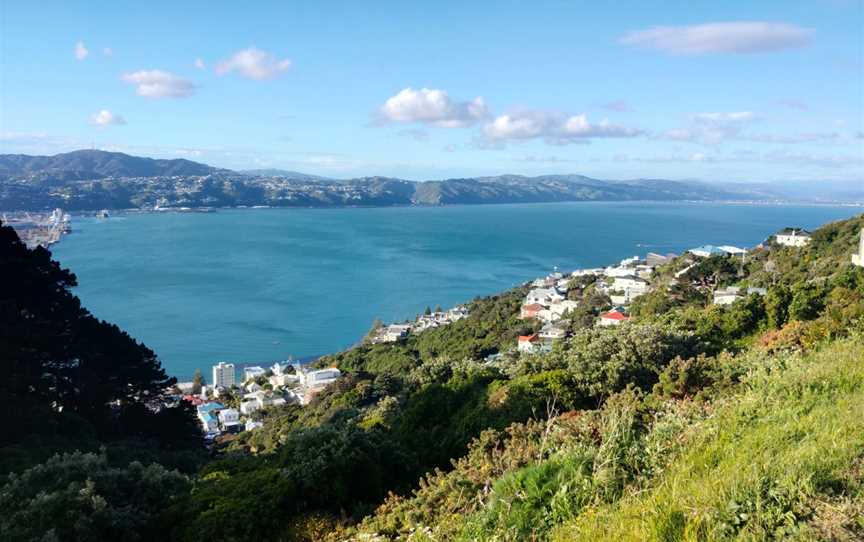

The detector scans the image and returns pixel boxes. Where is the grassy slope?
[550,338,864,541]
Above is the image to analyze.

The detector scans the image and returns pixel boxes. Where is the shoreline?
[34,198,862,251]
[44,203,863,381]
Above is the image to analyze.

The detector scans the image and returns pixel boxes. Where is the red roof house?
[599,310,629,326]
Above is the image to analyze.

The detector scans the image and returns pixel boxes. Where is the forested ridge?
[1,214,863,541]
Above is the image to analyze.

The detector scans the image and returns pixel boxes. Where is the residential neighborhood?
[511,226,820,354]
[177,360,343,441]
[178,224,855,441]
[368,305,469,344]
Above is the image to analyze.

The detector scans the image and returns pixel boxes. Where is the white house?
[852,229,864,267]
[688,245,727,258]
[245,382,263,393]
[526,287,565,305]
[775,228,812,247]
[218,408,241,431]
[212,362,236,389]
[446,306,469,320]
[243,366,266,382]
[269,362,300,387]
[612,275,649,291]
[302,368,341,390]
[270,372,299,388]
[372,324,411,343]
[240,400,261,415]
[605,266,638,278]
[713,286,768,305]
[538,323,567,342]
[718,245,747,256]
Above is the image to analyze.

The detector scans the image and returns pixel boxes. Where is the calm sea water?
[50,202,861,380]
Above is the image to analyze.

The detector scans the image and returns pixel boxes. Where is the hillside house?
[243,366,266,382]
[599,310,629,326]
[302,367,342,390]
[520,303,544,319]
[526,287,565,305]
[197,402,226,433]
[688,245,727,258]
[538,323,567,344]
[713,286,768,305]
[218,408,241,432]
[775,228,812,247]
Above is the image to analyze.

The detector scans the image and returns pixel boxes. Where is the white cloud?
[102,47,113,57]
[621,22,812,55]
[661,111,758,144]
[89,110,126,127]
[194,57,206,70]
[743,132,840,144]
[74,41,88,60]
[483,110,642,144]
[379,88,488,128]
[215,47,291,80]
[121,70,196,98]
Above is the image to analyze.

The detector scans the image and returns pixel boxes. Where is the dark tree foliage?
[682,255,739,289]
[0,221,200,470]
[0,222,175,419]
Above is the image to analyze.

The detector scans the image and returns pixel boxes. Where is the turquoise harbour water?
[50,202,860,380]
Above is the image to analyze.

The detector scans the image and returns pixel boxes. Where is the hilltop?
[0,149,224,179]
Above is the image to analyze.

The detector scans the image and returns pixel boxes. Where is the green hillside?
[1,213,862,542]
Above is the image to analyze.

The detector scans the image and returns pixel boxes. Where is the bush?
[0,451,189,542]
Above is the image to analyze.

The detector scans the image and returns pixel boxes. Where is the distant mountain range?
[0,149,223,179]
[0,149,860,211]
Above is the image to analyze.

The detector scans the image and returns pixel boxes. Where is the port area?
[2,208,71,248]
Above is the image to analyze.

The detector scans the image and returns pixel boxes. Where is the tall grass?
[549,338,864,541]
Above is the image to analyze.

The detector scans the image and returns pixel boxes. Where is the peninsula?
[3,150,858,212]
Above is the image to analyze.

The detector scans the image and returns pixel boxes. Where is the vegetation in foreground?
[1,214,863,541]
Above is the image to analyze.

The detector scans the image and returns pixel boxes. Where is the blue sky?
[1,0,862,181]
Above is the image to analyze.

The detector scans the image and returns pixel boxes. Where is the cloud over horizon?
[662,111,758,144]
[121,70,196,98]
[215,47,292,80]
[621,22,813,55]
[379,88,488,128]
[483,110,643,144]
